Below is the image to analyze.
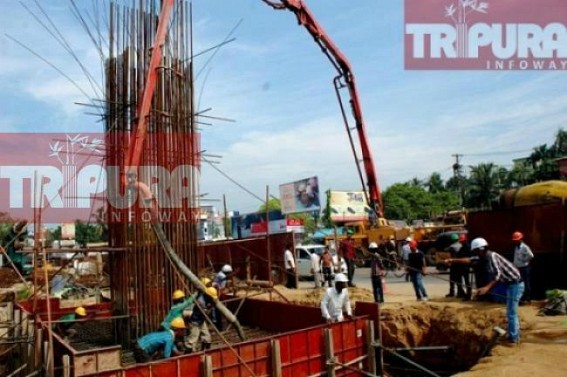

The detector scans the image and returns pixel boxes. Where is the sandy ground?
[238,271,567,376]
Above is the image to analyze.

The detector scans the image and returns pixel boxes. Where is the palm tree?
[426,172,445,194]
[467,163,499,209]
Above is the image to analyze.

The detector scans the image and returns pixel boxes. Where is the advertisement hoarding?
[279,176,320,215]
[329,191,371,222]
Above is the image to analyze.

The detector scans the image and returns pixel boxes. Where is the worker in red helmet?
[406,240,429,302]
[512,231,534,305]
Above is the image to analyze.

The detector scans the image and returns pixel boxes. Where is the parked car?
[295,244,347,279]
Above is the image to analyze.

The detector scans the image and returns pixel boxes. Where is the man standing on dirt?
[407,240,428,301]
[321,273,352,323]
[446,233,465,298]
[512,232,534,305]
[320,247,334,287]
[284,243,297,289]
[340,232,357,287]
[369,242,385,304]
[446,238,524,345]
[401,237,411,282]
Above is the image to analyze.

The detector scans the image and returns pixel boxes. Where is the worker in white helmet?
[321,273,353,323]
[212,264,233,330]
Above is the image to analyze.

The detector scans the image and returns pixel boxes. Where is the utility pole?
[452,154,465,206]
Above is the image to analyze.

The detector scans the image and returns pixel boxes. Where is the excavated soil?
[243,285,567,376]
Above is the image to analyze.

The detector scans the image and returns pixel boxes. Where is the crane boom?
[262,0,384,219]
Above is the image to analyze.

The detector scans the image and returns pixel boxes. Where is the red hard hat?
[409,240,417,249]
[458,233,467,242]
[512,231,523,241]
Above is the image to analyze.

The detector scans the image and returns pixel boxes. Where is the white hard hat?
[470,238,488,251]
[405,237,412,242]
[369,242,378,249]
[334,273,348,283]
[221,264,233,273]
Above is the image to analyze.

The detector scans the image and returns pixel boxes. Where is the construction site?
[1,0,567,377]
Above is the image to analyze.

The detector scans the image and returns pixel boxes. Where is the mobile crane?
[261,0,409,262]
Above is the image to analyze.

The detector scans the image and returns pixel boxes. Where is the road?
[299,267,457,304]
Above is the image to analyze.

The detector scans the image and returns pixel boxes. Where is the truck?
[466,180,567,298]
[263,0,408,264]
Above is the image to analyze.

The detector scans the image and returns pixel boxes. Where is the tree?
[258,198,281,212]
[74,220,103,246]
[467,163,500,209]
[426,172,445,194]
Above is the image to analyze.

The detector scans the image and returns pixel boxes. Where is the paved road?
[299,267,458,304]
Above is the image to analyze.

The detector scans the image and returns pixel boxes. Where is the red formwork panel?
[98,318,369,377]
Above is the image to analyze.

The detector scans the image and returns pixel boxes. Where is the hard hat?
[75,307,87,317]
[405,237,412,242]
[458,233,467,242]
[346,229,354,235]
[451,233,459,241]
[369,242,378,249]
[170,317,186,329]
[334,273,348,283]
[409,240,417,249]
[221,264,233,273]
[470,238,488,251]
[512,231,523,241]
[205,287,218,299]
[201,277,212,286]
[172,290,186,300]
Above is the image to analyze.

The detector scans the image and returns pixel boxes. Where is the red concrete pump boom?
[262,0,384,220]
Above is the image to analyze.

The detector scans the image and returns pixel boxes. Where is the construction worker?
[213,264,233,296]
[456,233,472,300]
[1,220,29,275]
[160,290,195,330]
[184,287,218,353]
[407,240,428,301]
[310,248,322,288]
[512,231,534,305]
[340,231,357,287]
[321,273,352,323]
[401,237,412,282]
[283,244,297,289]
[320,246,334,287]
[369,242,385,304]
[446,233,465,298]
[55,307,88,340]
[134,317,186,363]
[446,238,524,345]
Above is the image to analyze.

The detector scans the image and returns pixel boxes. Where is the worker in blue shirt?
[134,317,186,363]
[160,289,195,330]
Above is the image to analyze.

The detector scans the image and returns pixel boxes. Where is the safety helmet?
[75,307,87,317]
[205,287,218,299]
[170,317,186,329]
[200,277,212,286]
[221,264,233,273]
[409,240,417,249]
[511,231,523,241]
[451,233,459,241]
[334,273,349,283]
[405,237,412,242]
[369,242,378,249]
[172,290,185,300]
[346,229,354,235]
[470,238,488,251]
[458,233,467,242]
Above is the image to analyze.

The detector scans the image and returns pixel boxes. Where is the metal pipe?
[390,345,453,352]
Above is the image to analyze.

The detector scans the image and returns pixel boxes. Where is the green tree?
[74,220,103,246]
[259,198,281,212]
[426,172,445,194]
[467,163,500,209]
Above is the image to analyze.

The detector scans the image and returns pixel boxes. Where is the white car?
[295,244,347,279]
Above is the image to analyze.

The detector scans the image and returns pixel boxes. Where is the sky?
[1,0,566,216]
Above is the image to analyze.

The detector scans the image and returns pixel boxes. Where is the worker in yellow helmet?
[134,317,186,363]
[55,306,89,341]
[160,290,196,331]
[184,287,218,353]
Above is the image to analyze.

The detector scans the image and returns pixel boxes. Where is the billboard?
[329,191,371,222]
[279,176,320,215]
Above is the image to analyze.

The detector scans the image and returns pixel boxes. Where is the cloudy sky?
[1,0,566,215]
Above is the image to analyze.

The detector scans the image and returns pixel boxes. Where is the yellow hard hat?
[172,290,185,300]
[200,277,212,286]
[205,287,218,299]
[170,317,186,329]
[75,307,87,317]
